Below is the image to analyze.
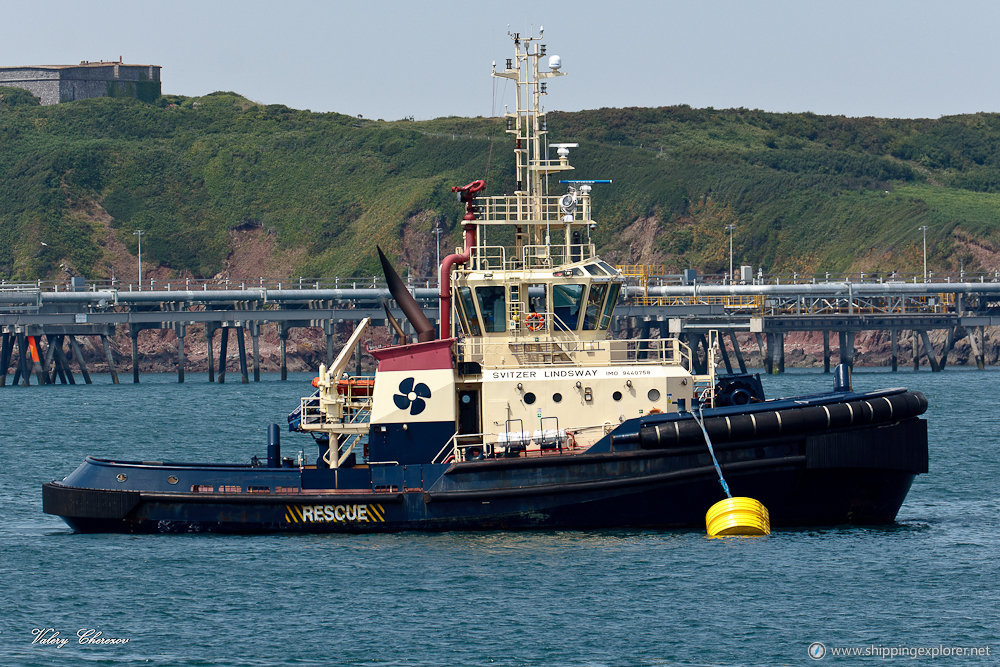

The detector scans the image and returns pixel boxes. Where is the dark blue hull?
[43,397,927,533]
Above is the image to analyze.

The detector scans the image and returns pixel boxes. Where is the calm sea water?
[1,369,997,665]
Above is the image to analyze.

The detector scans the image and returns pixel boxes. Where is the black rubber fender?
[637,390,928,450]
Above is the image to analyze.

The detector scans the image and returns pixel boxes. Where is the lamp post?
[133,229,145,289]
[918,225,928,282]
[434,225,442,287]
[726,224,736,284]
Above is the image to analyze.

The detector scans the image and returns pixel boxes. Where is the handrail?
[473,193,592,225]
[459,335,689,368]
[521,243,597,268]
[433,431,495,464]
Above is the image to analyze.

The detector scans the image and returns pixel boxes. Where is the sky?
[5,0,1000,121]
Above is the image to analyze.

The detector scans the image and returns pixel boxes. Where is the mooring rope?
[692,405,732,499]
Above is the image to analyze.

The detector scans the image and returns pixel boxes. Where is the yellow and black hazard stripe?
[367,503,386,522]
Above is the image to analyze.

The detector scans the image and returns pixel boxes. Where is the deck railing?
[474,194,591,225]
[459,336,692,370]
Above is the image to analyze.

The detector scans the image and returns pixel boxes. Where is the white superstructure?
[298,30,714,466]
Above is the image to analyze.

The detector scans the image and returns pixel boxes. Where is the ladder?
[506,280,521,333]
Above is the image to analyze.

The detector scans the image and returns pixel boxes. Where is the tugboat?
[43,30,928,533]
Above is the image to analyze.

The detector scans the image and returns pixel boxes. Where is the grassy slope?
[2,89,1000,280]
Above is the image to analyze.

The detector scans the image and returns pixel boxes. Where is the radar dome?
[548,55,562,70]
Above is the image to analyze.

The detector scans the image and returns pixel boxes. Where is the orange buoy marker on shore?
[706,497,771,537]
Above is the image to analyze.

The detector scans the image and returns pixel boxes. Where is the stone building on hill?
[0,59,161,105]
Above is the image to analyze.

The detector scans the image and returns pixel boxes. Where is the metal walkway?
[2,278,999,385]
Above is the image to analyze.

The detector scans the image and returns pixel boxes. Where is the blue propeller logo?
[393,377,431,416]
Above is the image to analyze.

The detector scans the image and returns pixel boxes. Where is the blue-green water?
[1,370,997,665]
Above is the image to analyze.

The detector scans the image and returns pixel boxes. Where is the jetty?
[2,274,1000,385]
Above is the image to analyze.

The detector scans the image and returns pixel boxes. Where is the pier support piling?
[176,324,185,383]
[0,333,12,386]
[101,333,119,384]
[938,327,957,371]
[890,329,898,372]
[912,330,920,371]
[236,326,249,384]
[718,331,734,374]
[729,331,748,374]
[763,333,777,375]
[251,322,261,382]
[324,320,335,368]
[217,326,229,384]
[70,336,92,384]
[48,336,66,384]
[130,326,140,383]
[205,325,215,383]
[42,335,58,384]
[918,330,941,372]
[822,331,831,373]
[777,333,785,374]
[754,333,768,373]
[11,343,23,385]
[976,326,986,370]
[52,335,75,384]
[279,324,288,381]
[16,334,30,386]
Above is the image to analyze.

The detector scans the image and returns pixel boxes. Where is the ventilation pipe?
[439,180,485,339]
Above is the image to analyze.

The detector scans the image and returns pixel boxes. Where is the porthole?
[167,475,179,485]
[613,391,623,401]
[524,392,536,405]
[648,388,661,402]
[116,473,127,483]
[461,394,472,404]
[553,392,563,403]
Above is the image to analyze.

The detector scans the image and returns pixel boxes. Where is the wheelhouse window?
[457,287,481,336]
[597,261,618,275]
[475,285,507,333]
[582,283,609,330]
[553,284,585,330]
[600,283,621,329]
[527,283,547,317]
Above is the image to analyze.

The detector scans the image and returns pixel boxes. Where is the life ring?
[648,408,663,414]
[525,312,545,331]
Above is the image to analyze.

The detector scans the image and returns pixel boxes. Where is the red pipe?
[439,180,485,339]
[439,224,476,338]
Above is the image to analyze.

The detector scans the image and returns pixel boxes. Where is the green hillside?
[2,87,1000,281]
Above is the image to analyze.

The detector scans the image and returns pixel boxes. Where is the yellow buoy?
[706,497,771,537]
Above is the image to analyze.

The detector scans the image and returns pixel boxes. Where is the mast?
[490,30,584,259]
[492,30,566,197]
